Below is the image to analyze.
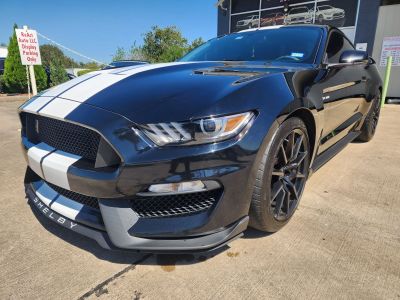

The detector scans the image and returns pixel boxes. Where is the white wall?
[372,4,400,98]
[0,47,8,58]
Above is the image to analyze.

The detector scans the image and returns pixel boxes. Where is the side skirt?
[311,131,361,173]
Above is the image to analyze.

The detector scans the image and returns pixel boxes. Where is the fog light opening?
[148,181,205,193]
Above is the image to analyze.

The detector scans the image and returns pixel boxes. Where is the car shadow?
[242,228,274,239]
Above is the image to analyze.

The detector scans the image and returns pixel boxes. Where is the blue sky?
[1,0,217,63]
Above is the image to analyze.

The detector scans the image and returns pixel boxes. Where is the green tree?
[40,44,78,68]
[79,61,100,69]
[141,26,188,63]
[49,60,68,87]
[188,37,205,52]
[34,65,47,91]
[129,42,146,61]
[112,47,127,61]
[3,24,46,93]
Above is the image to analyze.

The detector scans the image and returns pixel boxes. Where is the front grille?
[23,113,101,162]
[131,189,223,218]
[47,182,100,211]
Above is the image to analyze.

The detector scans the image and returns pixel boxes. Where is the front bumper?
[19,98,271,251]
[26,182,249,252]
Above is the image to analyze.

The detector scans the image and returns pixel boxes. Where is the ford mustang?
[20,25,382,252]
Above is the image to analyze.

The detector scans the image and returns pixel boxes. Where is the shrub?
[49,61,68,87]
[77,69,97,76]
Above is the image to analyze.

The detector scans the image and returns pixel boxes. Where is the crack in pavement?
[77,254,153,300]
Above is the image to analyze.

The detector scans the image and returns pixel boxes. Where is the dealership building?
[217,0,400,97]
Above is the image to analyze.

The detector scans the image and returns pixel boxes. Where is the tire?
[356,92,381,143]
[249,117,310,232]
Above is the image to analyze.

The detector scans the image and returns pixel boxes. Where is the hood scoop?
[194,67,268,84]
[194,67,263,77]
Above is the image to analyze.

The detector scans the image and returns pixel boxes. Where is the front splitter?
[26,185,248,254]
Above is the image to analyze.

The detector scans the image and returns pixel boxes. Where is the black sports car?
[20,25,382,252]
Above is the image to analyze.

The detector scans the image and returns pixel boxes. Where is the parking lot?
[0,99,399,300]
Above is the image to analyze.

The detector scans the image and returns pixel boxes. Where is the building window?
[381,0,400,5]
[230,0,359,34]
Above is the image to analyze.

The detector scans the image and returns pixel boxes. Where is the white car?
[236,15,259,29]
[284,7,313,25]
[314,5,345,24]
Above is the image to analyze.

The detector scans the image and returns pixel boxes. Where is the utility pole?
[23,25,37,95]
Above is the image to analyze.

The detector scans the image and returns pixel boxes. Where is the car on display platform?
[261,12,285,27]
[284,7,313,24]
[236,15,260,29]
[20,25,382,253]
[314,5,345,24]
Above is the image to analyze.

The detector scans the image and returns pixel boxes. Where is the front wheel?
[249,117,310,232]
[356,92,381,142]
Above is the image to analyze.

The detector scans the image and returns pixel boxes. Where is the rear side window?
[326,31,354,64]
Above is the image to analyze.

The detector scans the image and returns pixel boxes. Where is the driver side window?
[325,32,355,64]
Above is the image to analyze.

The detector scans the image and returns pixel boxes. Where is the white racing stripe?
[42,150,81,190]
[22,96,54,113]
[61,73,131,102]
[50,195,83,220]
[27,143,55,178]
[22,62,193,118]
[40,72,100,97]
[116,62,188,76]
[60,62,192,102]
[39,98,81,119]
[35,182,58,206]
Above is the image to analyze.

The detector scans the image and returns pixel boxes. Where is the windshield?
[180,27,322,64]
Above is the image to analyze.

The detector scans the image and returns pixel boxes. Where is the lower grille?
[46,182,221,218]
[47,182,100,211]
[131,189,223,218]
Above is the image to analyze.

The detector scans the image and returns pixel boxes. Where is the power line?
[37,31,109,66]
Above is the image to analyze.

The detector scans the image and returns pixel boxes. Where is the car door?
[317,30,368,154]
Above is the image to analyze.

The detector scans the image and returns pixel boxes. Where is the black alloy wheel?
[249,117,310,232]
[356,92,382,142]
[270,129,308,221]
[371,94,381,135]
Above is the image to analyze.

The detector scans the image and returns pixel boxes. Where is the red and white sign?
[15,28,42,65]
[380,36,400,67]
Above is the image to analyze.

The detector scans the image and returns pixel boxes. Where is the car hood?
[48,61,307,124]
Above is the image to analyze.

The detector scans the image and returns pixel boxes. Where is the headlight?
[140,112,254,146]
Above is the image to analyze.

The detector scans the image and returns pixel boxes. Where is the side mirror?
[339,50,369,64]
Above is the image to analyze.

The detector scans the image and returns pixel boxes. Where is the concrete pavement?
[0,101,399,299]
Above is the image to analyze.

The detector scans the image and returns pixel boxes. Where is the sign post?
[15,26,42,96]
[381,56,393,108]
